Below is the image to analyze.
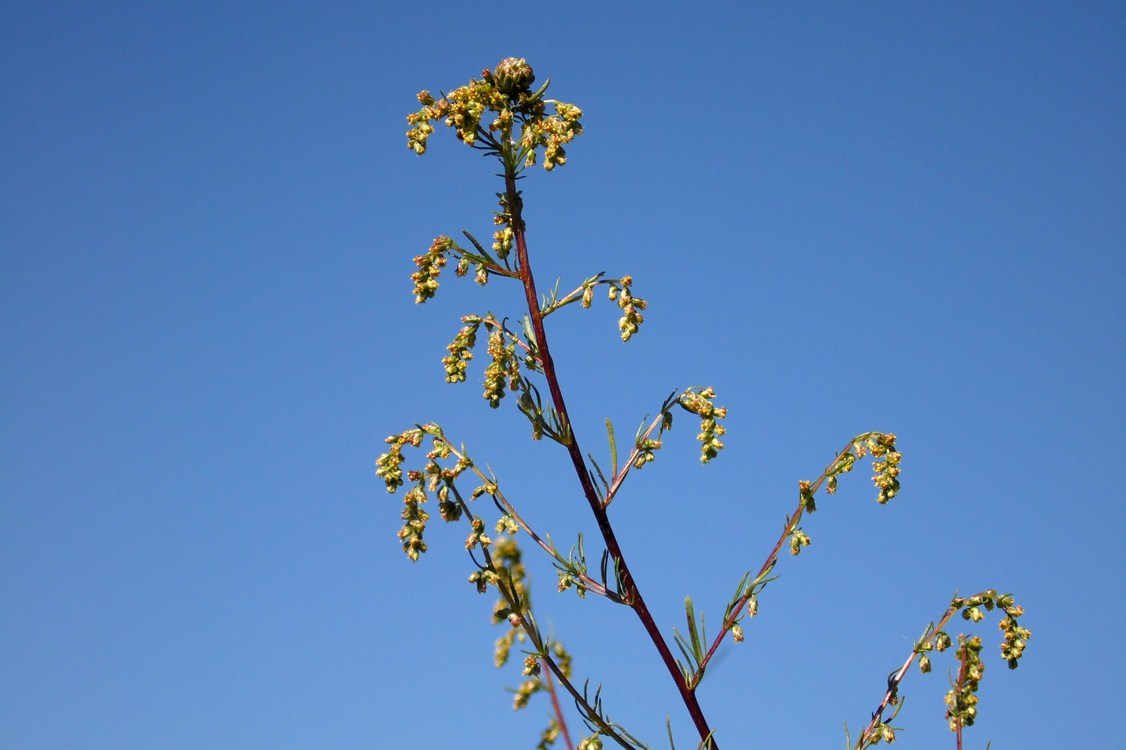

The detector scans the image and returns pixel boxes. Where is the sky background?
[2,2,1124,748]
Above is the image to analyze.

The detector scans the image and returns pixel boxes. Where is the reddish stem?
[542,662,576,750]
[505,173,718,749]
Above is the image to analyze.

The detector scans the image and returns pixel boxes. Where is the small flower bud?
[493,57,535,95]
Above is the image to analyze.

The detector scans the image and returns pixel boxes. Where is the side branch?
[697,434,891,676]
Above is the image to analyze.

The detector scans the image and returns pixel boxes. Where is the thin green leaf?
[607,417,619,478]
[588,453,610,496]
[685,597,703,662]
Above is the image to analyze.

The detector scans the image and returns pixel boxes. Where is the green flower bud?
[493,57,535,95]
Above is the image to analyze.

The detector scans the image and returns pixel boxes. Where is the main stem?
[504,173,718,749]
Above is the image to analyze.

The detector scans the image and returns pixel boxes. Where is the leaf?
[606,417,620,478]
[588,453,610,496]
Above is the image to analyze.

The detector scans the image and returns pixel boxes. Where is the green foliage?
[377,58,1029,749]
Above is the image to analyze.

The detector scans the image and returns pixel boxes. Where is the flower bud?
[493,57,535,95]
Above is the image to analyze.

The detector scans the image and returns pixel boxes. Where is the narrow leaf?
[607,417,620,478]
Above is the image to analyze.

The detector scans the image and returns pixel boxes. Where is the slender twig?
[602,412,666,508]
[504,170,719,748]
[855,606,961,748]
[451,487,636,750]
[696,436,877,677]
[954,654,967,750]
[542,662,576,750]
[438,437,620,601]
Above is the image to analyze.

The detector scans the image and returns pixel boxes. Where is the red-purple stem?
[505,173,718,749]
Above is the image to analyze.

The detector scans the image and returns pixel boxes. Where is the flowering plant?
[378,58,1029,750]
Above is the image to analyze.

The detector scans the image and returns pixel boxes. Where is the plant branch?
[438,436,620,601]
[452,487,637,750]
[504,170,719,749]
[697,435,883,677]
[542,662,576,750]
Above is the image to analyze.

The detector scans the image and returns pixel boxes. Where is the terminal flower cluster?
[406,57,584,172]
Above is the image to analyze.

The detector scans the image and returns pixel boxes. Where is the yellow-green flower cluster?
[945,634,985,731]
[491,536,528,665]
[483,326,521,407]
[491,194,515,260]
[537,719,561,750]
[399,485,429,561]
[870,723,896,743]
[520,100,584,171]
[868,434,901,503]
[404,58,585,173]
[412,235,456,303]
[492,224,514,258]
[678,386,728,463]
[376,428,426,493]
[406,79,506,153]
[465,516,492,551]
[375,426,477,560]
[951,591,1030,670]
[442,314,482,383]
[789,527,811,555]
[999,610,1030,668]
[513,677,539,710]
[824,433,904,504]
[607,276,647,341]
[632,438,662,469]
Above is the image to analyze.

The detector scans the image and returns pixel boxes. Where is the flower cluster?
[442,315,482,383]
[465,516,492,551]
[412,236,457,303]
[999,610,1031,668]
[492,536,529,664]
[483,326,522,407]
[375,428,425,493]
[631,438,662,469]
[442,316,531,408]
[520,99,583,171]
[375,426,478,560]
[491,193,515,261]
[678,386,728,463]
[823,433,904,505]
[789,527,811,556]
[405,58,584,173]
[607,276,647,341]
[952,590,1030,670]
[406,79,505,152]
[867,434,901,503]
[399,485,429,561]
[945,634,985,731]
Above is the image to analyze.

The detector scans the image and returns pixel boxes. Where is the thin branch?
[696,436,876,676]
[542,661,576,750]
[439,437,620,602]
[505,170,718,748]
[602,411,666,508]
[451,489,636,750]
[855,606,961,748]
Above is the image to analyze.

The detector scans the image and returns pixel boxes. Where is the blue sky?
[2,2,1123,748]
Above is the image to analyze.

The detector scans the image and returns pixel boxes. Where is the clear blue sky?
[2,2,1123,748]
